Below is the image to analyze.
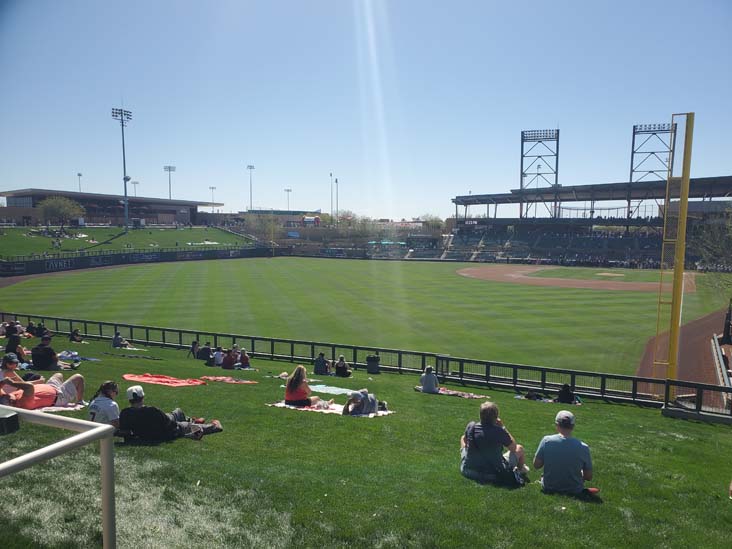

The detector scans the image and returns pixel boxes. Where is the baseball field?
[1,258,730,548]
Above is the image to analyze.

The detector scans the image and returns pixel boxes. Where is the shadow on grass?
[541,489,604,504]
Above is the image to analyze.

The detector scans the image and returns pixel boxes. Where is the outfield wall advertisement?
[0,246,286,276]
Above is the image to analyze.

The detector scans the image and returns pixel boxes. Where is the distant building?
[0,188,221,225]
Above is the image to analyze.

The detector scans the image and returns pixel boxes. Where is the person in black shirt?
[31,335,73,370]
[196,342,213,365]
[118,385,222,442]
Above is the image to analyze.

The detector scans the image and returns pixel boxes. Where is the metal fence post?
[100,436,116,549]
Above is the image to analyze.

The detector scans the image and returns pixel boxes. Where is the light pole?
[164,165,176,199]
[131,181,139,197]
[330,172,333,223]
[77,172,82,192]
[284,188,292,211]
[247,165,255,210]
[111,107,132,232]
[335,177,339,227]
[209,186,216,213]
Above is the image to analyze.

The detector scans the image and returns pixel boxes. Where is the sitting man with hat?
[0,352,86,409]
[31,334,74,371]
[533,410,593,495]
[118,385,223,442]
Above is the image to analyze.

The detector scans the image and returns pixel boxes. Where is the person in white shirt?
[213,346,225,367]
[88,380,121,428]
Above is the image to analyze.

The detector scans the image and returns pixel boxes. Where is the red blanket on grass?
[200,376,258,385]
[122,373,206,387]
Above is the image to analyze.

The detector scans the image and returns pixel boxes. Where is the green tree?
[37,196,85,230]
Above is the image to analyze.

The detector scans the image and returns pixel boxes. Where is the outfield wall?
[0,246,289,276]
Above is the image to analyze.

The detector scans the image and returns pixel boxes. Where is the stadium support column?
[628,123,675,232]
[520,129,559,219]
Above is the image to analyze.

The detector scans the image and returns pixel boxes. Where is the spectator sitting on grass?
[197,342,213,365]
[554,384,581,405]
[213,346,225,367]
[69,329,85,343]
[238,348,252,369]
[5,335,31,367]
[313,352,331,375]
[119,385,223,442]
[460,401,529,485]
[285,365,332,408]
[334,355,352,377]
[112,331,132,348]
[222,349,237,370]
[343,389,388,416]
[25,321,36,336]
[533,410,593,495]
[88,380,121,428]
[0,353,86,409]
[415,365,440,394]
[31,335,74,370]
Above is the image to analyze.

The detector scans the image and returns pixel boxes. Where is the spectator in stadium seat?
[0,353,86,409]
[31,335,73,370]
[533,410,593,495]
[285,365,331,408]
[334,355,352,377]
[415,365,440,394]
[88,380,121,428]
[313,352,331,375]
[460,401,528,485]
[119,385,223,442]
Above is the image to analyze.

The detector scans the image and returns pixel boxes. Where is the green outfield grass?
[528,266,664,283]
[0,258,725,376]
[2,339,731,548]
[0,227,250,257]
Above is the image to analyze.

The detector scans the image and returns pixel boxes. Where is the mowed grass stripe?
[0,257,724,375]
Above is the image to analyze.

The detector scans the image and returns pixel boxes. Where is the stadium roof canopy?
[452,176,732,206]
[0,188,223,208]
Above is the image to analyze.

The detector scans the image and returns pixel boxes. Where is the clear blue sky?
[1,0,730,219]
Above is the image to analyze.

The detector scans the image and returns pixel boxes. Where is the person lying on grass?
[460,401,529,486]
[0,352,86,409]
[342,389,388,415]
[415,365,440,394]
[533,410,593,495]
[118,385,223,442]
[285,365,333,408]
[88,380,121,428]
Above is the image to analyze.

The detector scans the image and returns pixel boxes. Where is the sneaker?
[77,400,89,407]
[378,401,388,412]
[211,419,223,433]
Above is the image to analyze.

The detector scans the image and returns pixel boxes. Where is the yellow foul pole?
[667,113,694,381]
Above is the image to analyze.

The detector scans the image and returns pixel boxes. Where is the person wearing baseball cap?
[532,410,593,495]
[118,384,223,442]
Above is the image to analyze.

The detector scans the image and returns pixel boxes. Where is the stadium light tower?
[131,180,139,197]
[164,165,176,199]
[76,172,82,192]
[330,172,333,222]
[111,107,132,232]
[209,186,216,213]
[247,164,255,210]
[335,177,339,226]
[284,188,292,211]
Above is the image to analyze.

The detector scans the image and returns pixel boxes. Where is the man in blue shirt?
[533,410,593,495]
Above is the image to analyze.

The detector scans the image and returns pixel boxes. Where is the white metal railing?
[0,405,116,548]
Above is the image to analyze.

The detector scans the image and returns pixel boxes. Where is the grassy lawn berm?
[2,338,730,548]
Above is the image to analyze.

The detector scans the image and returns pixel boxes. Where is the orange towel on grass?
[122,373,206,386]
